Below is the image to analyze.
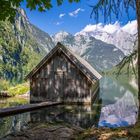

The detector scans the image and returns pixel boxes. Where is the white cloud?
[55,22,63,25]
[69,8,84,17]
[78,22,120,34]
[59,13,65,18]
[76,20,137,35]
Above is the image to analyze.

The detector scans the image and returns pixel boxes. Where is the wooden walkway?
[0,101,62,117]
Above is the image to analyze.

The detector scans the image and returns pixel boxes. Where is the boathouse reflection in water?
[30,103,102,128]
[0,103,102,138]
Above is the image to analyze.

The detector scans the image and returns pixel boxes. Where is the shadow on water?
[0,75,138,138]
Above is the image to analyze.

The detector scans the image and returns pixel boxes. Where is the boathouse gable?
[26,42,102,104]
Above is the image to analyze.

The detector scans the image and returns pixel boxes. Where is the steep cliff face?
[0,9,54,82]
[14,9,54,53]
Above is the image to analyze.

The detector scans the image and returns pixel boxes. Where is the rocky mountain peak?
[52,31,125,71]
[75,21,137,55]
[53,31,72,41]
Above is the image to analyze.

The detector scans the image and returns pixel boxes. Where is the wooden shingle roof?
[25,42,102,82]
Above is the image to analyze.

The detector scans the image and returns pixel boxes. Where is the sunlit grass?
[7,82,29,97]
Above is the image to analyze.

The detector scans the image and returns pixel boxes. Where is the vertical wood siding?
[30,50,98,103]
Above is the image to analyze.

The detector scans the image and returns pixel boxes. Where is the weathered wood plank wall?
[30,51,98,103]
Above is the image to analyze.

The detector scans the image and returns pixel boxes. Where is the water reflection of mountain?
[99,91,138,128]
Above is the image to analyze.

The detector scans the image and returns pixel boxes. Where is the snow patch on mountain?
[76,20,137,55]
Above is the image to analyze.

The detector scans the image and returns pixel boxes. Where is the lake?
[0,75,138,138]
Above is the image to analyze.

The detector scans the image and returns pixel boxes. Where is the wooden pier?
[0,102,62,117]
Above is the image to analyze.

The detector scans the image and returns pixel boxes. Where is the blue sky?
[21,0,136,35]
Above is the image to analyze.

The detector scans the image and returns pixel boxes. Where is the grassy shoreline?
[0,82,29,97]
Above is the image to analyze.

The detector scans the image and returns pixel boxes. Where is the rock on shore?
[1,124,84,140]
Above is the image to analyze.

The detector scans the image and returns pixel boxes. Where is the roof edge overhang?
[25,42,102,83]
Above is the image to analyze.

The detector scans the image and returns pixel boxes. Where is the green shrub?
[0,79,10,91]
[8,83,29,96]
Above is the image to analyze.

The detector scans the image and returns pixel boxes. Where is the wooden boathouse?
[25,42,102,104]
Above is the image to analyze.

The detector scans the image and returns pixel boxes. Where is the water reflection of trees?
[100,76,138,106]
[0,113,30,138]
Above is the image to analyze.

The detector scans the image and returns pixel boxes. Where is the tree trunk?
[136,0,140,119]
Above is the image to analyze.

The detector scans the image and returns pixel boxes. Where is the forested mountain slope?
[0,9,54,83]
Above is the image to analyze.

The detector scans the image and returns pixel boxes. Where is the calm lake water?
[0,75,138,138]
